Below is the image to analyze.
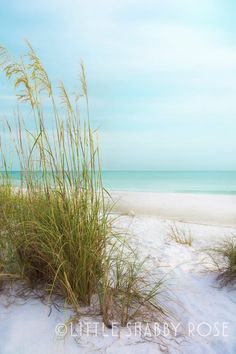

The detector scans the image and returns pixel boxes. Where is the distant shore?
[110,191,236,227]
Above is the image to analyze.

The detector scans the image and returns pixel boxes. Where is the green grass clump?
[166,222,193,246]
[0,42,109,309]
[209,236,236,288]
[0,43,168,328]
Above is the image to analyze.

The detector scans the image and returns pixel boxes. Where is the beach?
[1,0,236,352]
[1,191,236,354]
[111,191,236,226]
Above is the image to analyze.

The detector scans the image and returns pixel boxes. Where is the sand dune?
[1,216,236,354]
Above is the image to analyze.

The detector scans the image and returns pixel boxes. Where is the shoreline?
[110,191,236,227]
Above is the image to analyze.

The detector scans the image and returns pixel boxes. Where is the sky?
[0,0,236,170]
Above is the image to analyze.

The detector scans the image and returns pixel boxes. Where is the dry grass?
[99,237,169,327]
[166,222,193,246]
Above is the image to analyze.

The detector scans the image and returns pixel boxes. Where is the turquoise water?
[102,171,236,194]
[2,171,236,195]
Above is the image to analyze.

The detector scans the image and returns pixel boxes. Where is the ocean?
[2,171,236,195]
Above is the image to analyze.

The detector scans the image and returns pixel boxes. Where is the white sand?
[1,192,236,353]
[110,191,236,227]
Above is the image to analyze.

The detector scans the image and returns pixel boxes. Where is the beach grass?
[209,236,236,288]
[0,43,168,327]
[167,222,193,246]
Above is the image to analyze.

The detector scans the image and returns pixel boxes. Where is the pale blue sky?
[0,0,236,170]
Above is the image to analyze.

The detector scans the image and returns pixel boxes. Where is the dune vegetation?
[167,222,193,246]
[209,236,236,288]
[0,43,168,328]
